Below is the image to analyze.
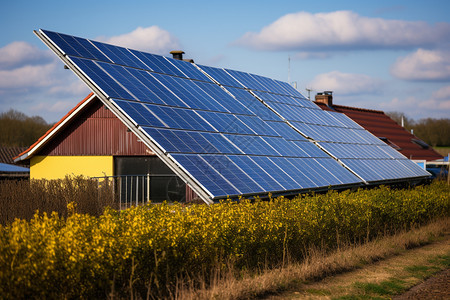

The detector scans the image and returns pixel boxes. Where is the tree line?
[0,110,52,148]
[0,109,448,149]
[387,112,450,147]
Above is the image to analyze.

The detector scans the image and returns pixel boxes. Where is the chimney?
[315,91,333,106]
[170,50,185,61]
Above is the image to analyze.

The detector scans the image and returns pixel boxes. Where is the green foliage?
[386,112,450,147]
[0,109,52,147]
[0,181,449,298]
[427,254,450,267]
[354,279,405,296]
[412,118,450,147]
[386,111,414,129]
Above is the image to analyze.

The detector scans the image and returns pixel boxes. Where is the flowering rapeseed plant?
[0,181,448,298]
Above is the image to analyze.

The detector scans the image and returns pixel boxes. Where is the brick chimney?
[170,50,185,60]
[170,50,195,63]
[315,91,333,106]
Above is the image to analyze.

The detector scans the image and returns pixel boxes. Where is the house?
[14,29,431,204]
[14,93,188,202]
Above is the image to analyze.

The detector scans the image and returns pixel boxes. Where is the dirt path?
[264,235,450,299]
[393,268,450,299]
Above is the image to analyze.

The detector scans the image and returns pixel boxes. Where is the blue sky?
[1,0,449,123]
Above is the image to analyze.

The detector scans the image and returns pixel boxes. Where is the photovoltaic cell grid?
[200,65,429,182]
[38,29,429,200]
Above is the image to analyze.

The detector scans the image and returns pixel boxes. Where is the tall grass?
[178,217,450,300]
[0,176,117,224]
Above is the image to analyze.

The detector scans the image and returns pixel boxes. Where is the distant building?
[0,146,29,179]
[314,91,443,166]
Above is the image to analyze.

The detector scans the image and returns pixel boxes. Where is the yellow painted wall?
[30,156,113,180]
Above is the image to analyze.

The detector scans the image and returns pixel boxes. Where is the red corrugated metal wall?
[39,99,153,156]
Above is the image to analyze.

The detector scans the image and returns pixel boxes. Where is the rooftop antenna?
[305,87,313,100]
[288,55,291,84]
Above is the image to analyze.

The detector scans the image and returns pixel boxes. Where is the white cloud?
[424,85,450,111]
[1,26,182,122]
[0,40,90,122]
[47,79,89,97]
[390,49,450,81]
[379,86,450,119]
[0,63,57,89]
[236,11,450,51]
[432,85,450,99]
[294,52,331,60]
[379,96,419,112]
[99,26,181,55]
[308,71,382,95]
[31,100,77,114]
[0,41,52,69]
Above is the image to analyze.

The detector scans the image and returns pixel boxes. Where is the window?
[411,138,429,149]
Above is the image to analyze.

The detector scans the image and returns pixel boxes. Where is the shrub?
[0,180,449,298]
[0,176,117,225]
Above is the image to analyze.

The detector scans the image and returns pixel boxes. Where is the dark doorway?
[114,156,186,202]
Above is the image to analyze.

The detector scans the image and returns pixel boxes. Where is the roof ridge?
[330,103,385,114]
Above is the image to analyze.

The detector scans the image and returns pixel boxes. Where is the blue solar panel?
[225,135,279,156]
[327,111,363,128]
[261,137,307,157]
[113,99,165,128]
[171,154,240,197]
[291,140,329,157]
[129,50,185,77]
[197,65,243,87]
[224,69,266,91]
[38,29,430,202]
[266,121,305,140]
[42,30,110,62]
[70,57,134,100]
[228,156,285,192]
[118,68,177,105]
[91,41,149,69]
[251,156,301,190]
[269,157,317,188]
[255,92,318,109]
[168,58,212,82]
[202,155,265,195]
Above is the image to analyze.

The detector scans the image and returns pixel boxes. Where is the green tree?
[385,111,414,130]
[413,118,450,147]
[0,109,52,147]
[387,111,450,147]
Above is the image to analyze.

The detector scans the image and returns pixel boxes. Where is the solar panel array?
[37,29,430,201]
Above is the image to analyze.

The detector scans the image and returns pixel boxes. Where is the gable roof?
[0,146,28,165]
[14,93,96,162]
[315,102,443,161]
